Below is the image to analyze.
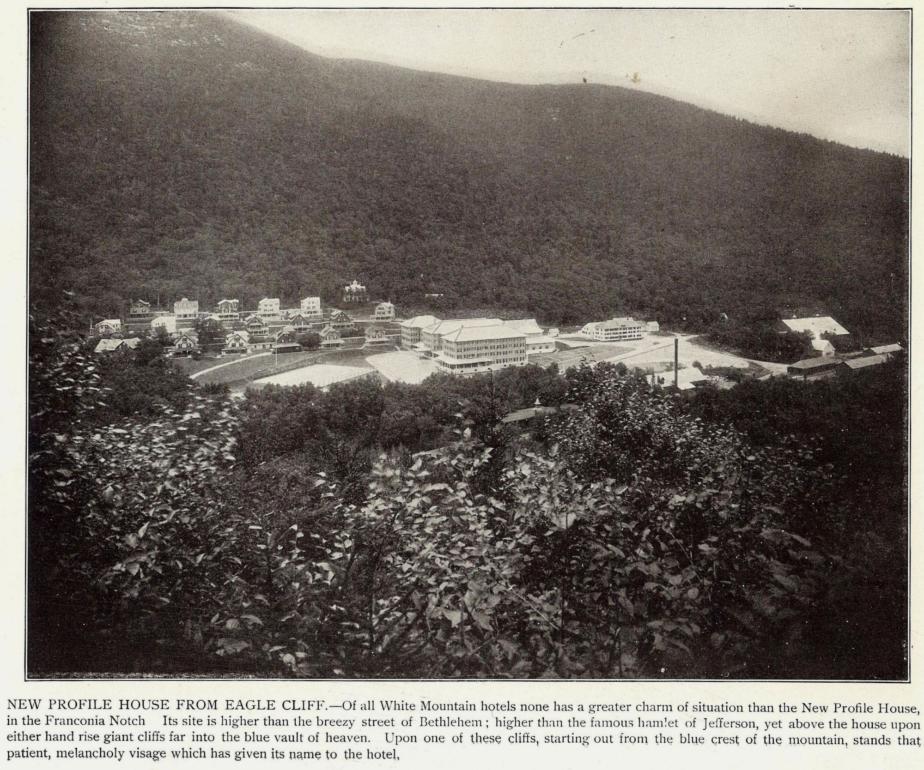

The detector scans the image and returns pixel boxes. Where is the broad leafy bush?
[198,364,840,677]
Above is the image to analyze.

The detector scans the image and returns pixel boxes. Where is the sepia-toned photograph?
[28,7,909,680]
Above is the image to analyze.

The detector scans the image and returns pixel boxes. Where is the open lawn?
[171,353,259,377]
[193,351,322,385]
[251,363,374,389]
[195,346,395,389]
[330,346,397,367]
[594,336,753,373]
[532,334,758,375]
[366,350,440,384]
[531,343,632,370]
[685,335,789,374]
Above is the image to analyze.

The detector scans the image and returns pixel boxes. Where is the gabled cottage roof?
[94,339,124,353]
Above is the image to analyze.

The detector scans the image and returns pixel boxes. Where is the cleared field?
[533,334,754,373]
[172,353,255,376]
[604,336,750,370]
[366,351,440,384]
[193,351,320,385]
[251,363,373,389]
[677,337,752,369]
[326,347,385,364]
[555,338,593,349]
[531,343,632,369]
[189,352,272,379]
[684,336,788,375]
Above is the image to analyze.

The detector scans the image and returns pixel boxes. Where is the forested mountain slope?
[30,11,908,337]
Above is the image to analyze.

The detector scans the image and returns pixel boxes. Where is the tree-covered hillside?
[30,11,908,337]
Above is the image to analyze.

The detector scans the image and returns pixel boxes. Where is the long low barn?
[787,357,840,378]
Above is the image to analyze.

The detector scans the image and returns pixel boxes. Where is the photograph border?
[23,2,915,685]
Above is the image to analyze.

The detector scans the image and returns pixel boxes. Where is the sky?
[231,8,910,157]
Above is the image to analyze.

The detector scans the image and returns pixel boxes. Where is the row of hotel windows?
[444,353,527,364]
[443,340,526,353]
[438,359,528,371]
[443,341,525,351]
[595,328,643,340]
[444,350,527,361]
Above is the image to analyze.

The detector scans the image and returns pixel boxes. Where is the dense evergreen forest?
[29,303,906,678]
[30,12,907,339]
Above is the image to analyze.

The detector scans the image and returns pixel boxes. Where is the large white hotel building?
[400,316,555,373]
[580,317,644,342]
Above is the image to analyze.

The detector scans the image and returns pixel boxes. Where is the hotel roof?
[400,314,440,329]
[597,317,641,330]
[444,324,527,342]
[423,318,503,336]
[504,318,544,335]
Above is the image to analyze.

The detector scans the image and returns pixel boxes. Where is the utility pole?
[674,337,679,389]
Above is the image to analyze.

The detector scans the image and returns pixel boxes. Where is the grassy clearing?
[194,345,399,387]
[194,351,318,385]
[171,353,257,376]
[531,344,632,370]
